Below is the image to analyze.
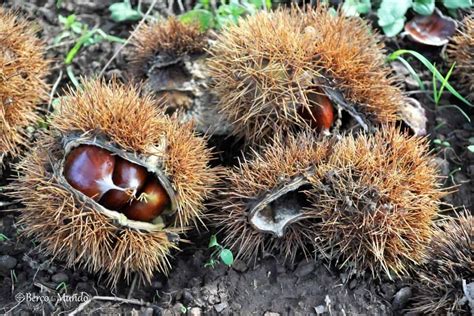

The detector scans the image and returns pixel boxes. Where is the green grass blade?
[65,30,96,65]
[437,104,471,122]
[438,62,456,103]
[388,49,472,107]
[432,65,439,104]
[395,56,426,91]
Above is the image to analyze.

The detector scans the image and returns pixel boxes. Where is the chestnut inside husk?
[58,135,177,232]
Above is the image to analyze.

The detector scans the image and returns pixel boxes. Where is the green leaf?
[180,9,215,31]
[58,14,68,26]
[377,0,412,27]
[412,0,435,15]
[109,1,142,23]
[208,234,219,248]
[219,249,234,266]
[66,14,76,27]
[70,22,84,34]
[442,0,472,9]
[199,0,210,9]
[387,50,472,107]
[467,145,474,153]
[342,0,371,16]
[381,17,406,36]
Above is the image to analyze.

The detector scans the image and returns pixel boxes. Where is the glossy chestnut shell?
[101,157,148,210]
[299,91,335,130]
[64,145,116,201]
[64,145,170,223]
[124,177,170,222]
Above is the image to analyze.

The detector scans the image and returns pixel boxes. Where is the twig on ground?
[48,70,63,111]
[68,296,148,316]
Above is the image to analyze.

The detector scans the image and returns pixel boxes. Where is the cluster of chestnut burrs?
[1,5,472,314]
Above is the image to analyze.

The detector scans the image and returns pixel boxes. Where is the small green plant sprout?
[179,0,271,31]
[342,0,371,16]
[0,233,9,242]
[56,281,68,292]
[179,305,190,314]
[388,49,472,123]
[433,138,451,148]
[54,14,127,87]
[205,234,234,268]
[109,0,142,23]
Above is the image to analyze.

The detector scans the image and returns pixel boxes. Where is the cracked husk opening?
[58,134,178,233]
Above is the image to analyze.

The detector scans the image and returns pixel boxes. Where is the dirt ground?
[0,0,472,315]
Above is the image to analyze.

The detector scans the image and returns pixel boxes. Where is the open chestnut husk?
[127,18,231,136]
[210,131,331,262]
[8,79,219,286]
[0,8,49,166]
[207,6,403,144]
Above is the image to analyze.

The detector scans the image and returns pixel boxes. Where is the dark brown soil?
[0,0,472,315]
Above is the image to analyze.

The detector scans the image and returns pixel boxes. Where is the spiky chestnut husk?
[7,79,219,286]
[0,8,48,164]
[211,132,330,262]
[409,213,473,314]
[207,6,402,144]
[128,18,229,135]
[307,126,444,278]
[448,15,473,102]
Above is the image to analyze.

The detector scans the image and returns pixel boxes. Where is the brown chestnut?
[64,145,117,201]
[300,91,335,130]
[100,157,148,210]
[123,178,170,222]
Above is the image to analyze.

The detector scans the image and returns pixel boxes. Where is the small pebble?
[314,305,326,315]
[392,287,412,311]
[0,255,17,274]
[232,259,248,273]
[52,272,69,284]
[294,260,315,278]
[214,302,228,313]
[182,290,194,305]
